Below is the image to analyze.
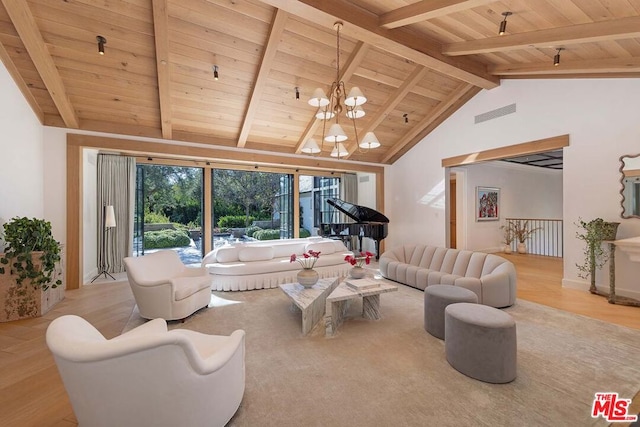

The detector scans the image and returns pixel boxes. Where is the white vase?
[350,266,366,279]
[297,269,319,288]
[504,245,512,254]
[517,243,527,254]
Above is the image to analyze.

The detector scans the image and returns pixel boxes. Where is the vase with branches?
[510,220,541,254]
[500,222,515,253]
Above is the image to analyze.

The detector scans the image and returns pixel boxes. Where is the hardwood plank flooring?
[0,255,637,426]
[504,253,639,330]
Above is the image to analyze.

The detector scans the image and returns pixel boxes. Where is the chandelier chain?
[301,21,379,158]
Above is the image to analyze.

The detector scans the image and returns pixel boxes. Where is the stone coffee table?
[279,277,340,335]
[324,276,398,336]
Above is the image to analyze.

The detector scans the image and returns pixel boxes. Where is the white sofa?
[202,237,352,291]
[379,245,516,308]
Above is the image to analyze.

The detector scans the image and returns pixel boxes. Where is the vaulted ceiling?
[1,0,638,165]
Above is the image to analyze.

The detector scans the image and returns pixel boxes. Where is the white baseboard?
[562,278,640,300]
[84,268,98,284]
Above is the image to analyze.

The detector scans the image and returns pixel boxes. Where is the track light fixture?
[295,87,300,100]
[213,65,219,80]
[403,113,409,124]
[96,35,106,55]
[554,48,563,66]
[499,12,512,36]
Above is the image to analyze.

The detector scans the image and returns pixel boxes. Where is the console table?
[605,237,640,307]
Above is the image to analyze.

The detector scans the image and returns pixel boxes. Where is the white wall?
[459,161,562,252]
[387,78,640,298]
[0,60,44,247]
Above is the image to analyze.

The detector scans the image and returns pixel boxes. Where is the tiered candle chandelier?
[301,22,380,158]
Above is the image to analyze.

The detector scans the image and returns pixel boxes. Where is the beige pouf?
[424,285,478,339]
[445,302,517,384]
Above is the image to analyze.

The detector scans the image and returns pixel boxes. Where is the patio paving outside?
[138,238,203,267]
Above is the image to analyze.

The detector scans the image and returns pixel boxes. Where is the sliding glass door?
[134,164,204,265]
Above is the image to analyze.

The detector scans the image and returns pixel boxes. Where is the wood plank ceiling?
[0,0,638,165]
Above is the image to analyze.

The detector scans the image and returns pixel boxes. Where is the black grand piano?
[319,198,389,259]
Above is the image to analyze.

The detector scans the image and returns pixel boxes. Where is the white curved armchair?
[46,315,245,427]
[124,250,212,320]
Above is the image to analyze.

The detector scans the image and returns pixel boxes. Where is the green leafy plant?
[186,220,201,230]
[143,229,190,249]
[299,228,311,238]
[253,229,281,241]
[0,217,62,291]
[245,225,262,238]
[144,210,171,224]
[575,218,619,293]
[218,215,255,228]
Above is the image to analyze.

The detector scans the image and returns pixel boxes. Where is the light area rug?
[123,284,640,427]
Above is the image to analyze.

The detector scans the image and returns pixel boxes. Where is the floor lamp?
[91,205,117,282]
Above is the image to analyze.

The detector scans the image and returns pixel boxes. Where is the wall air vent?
[474,103,516,124]
[359,175,370,183]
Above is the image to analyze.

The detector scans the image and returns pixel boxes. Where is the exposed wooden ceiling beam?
[344,65,428,158]
[380,0,495,29]
[443,16,640,56]
[259,0,499,89]
[441,135,569,167]
[237,9,289,148]
[69,133,385,175]
[152,0,172,140]
[382,83,478,163]
[490,57,640,76]
[294,41,369,153]
[0,41,44,123]
[2,0,79,128]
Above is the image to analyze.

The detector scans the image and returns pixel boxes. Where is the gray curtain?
[340,173,358,205]
[97,154,136,274]
[340,173,358,250]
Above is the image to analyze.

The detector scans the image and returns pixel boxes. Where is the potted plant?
[0,217,64,321]
[500,222,515,253]
[575,218,620,294]
[511,220,540,253]
[290,249,321,287]
[344,251,373,278]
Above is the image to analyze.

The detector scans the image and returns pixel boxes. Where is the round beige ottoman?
[445,302,517,384]
[424,285,478,339]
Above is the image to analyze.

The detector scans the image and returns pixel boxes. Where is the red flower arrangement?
[344,251,373,268]
[290,250,321,269]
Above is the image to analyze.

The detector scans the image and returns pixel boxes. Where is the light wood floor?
[0,255,638,426]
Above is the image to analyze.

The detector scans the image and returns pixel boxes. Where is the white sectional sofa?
[202,237,352,291]
[379,245,516,308]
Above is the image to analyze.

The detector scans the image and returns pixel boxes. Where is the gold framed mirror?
[620,153,640,219]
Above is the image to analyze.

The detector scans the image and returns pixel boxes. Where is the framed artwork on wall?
[476,186,500,221]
